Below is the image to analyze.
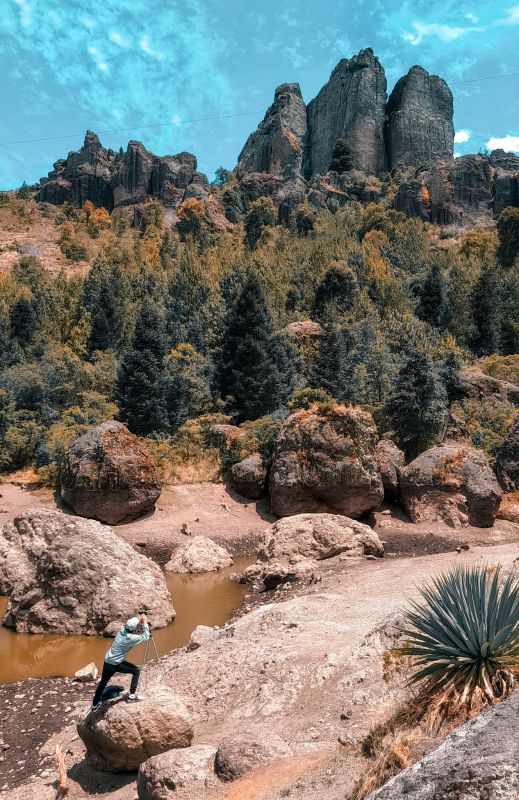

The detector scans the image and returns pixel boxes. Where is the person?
[90,612,150,712]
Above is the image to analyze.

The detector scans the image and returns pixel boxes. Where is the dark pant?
[92,660,140,705]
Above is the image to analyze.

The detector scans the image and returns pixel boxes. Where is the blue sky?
[1,0,518,189]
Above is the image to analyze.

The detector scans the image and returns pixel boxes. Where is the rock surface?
[164,535,233,574]
[60,421,161,525]
[305,48,387,177]
[375,440,405,503]
[386,66,454,169]
[270,405,384,517]
[230,453,267,499]
[214,732,291,781]
[77,687,194,772]
[137,744,217,798]
[459,367,519,407]
[0,508,174,634]
[399,442,502,528]
[496,416,519,491]
[368,690,519,799]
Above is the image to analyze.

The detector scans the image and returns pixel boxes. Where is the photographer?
[90,611,150,712]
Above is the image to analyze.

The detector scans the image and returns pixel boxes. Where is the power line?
[452,70,519,85]
[0,110,263,147]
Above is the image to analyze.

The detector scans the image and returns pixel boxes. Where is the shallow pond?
[0,558,251,684]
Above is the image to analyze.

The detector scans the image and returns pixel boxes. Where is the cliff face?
[304,48,387,177]
[386,65,454,169]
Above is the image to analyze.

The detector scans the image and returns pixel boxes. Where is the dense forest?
[1,186,519,482]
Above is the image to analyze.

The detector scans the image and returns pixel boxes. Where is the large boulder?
[269,405,384,518]
[78,687,194,772]
[165,536,232,574]
[368,690,519,799]
[230,453,267,499]
[399,442,502,528]
[60,421,161,525]
[375,440,405,503]
[214,732,291,782]
[304,48,387,177]
[459,367,519,407]
[386,66,454,169]
[0,508,174,634]
[137,745,217,798]
[495,415,519,491]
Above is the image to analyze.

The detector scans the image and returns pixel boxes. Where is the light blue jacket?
[105,623,150,665]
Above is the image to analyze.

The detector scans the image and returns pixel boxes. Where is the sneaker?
[126,693,144,702]
[89,701,103,713]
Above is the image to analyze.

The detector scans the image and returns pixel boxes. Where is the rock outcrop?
[399,442,502,528]
[230,453,267,499]
[137,745,217,798]
[459,367,519,407]
[60,421,161,525]
[39,131,210,215]
[269,405,384,517]
[375,440,405,503]
[214,732,291,781]
[368,690,519,799]
[305,48,387,177]
[386,66,454,169]
[78,687,194,772]
[0,508,174,634]
[496,416,519,491]
[165,536,233,574]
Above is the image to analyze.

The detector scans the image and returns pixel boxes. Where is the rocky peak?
[236,81,307,180]
[386,65,454,169]
[304,47,387,177]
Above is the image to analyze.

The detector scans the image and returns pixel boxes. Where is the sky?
[1,0,519,190]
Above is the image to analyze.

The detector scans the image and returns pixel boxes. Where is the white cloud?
[486,135,519,152]
[465,12,479,23]
[109,31,129,47]
[139,35,163,59]
[98,62,108,72]
[497,5,519,25]
[171,114,181,124]
[14,0,32,29]
[454,129,471,144]
[453,152,461,158]
[403,21,483,46]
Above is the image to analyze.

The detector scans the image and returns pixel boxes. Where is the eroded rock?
[60,421,161,525]
[165,536,233,574]
[77,687,194,772]
[0,508,174,634]
[137,744,217,798]
[230,453,267,500]
[375,440,405,503]
[215,732,291,782]
[496,416,519,491]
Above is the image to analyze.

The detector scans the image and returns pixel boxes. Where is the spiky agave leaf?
[400,565,519,711]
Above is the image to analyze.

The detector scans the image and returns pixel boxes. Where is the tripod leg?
[137,637,151,694]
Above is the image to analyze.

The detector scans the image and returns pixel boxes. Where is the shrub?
[401,565,519,719]
[288,387,335,412]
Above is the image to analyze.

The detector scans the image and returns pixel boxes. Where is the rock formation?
[0,508,174,634]
[375,440,405,503]
[214,732,291,781]
[399,442,502,528]
[368,689,519,799]
[59,421,161,525]
[77,687,193,771]
[138,745,218,798]
[496,416,519,491]
[269,405,384,517]
[385,66,454,169]
[304,48,387,177]
[230,453,267,499]
[165,536,233,574]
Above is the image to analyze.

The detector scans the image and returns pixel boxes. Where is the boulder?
[368,690,519,799]
[399,442,502,528]
[375,440,405,503]
[495,415,519,491]
[60,421,161,525]
[459,367,519,407]
[386,66,454,169]
[305,48,387,177]
[74,662,98,682]
[497,494,519,524]
[0,508,174,634]
[230,453,267,499]
[165,536,232,574]
[78,687,193,772]
[269,405,384,518]
[214,732,291,782]
[283,320,323,370]
[186,625,215,652]
[209,423,245,454]
[137,745,217,799]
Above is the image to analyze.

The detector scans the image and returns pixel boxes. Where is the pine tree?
[165,344,214,431]
[244,198,275,249]
[117,301,168,435]
[497,207,519,268]
[87,274,123,353]
[10,298,37,347]
[217,272,291,421]
[166,248,210,351]
[312,267,358,320]
[385,349,448,460]
[440,351,465,405]
[310,318,353,402]
[417,263,447,328]
[471,263,502,356]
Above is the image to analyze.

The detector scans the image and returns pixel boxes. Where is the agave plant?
[401,565,519,714]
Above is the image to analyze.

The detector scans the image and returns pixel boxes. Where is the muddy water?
[0,558,252,685]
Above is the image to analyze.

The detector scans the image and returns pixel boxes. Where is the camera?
[138,609,147,615]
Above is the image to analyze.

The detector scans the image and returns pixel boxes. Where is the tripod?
[138,632,164,693]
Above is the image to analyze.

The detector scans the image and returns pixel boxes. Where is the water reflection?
[0,558,251,684]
